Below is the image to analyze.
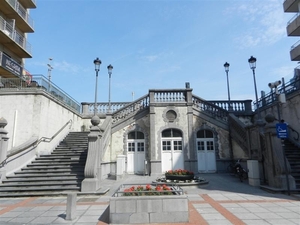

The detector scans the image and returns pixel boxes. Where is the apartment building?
[0,0,36,79]
[285,0,300,61]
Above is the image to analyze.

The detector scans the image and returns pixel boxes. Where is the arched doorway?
[127,131,145,174]
[161,128,184,173]
[196,129,216,173]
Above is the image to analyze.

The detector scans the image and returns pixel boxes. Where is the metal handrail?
[36,119,72,145]
[0,119,72,167]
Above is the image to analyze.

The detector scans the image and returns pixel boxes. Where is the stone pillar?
[116,155,126,180]
[81,115,102,192]
[0,117,9,183]
[149,90,161,176]
[186,88,196,172]
[66,193,77,221]
[247,160,260,186]
[264,121,296,189]
[81,102,90,115]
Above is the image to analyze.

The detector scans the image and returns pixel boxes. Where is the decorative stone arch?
[157,124,186,160]
[123,123,149,158]
[194,122,219,159]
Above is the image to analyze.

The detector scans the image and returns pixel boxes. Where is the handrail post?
[0,117,9,183]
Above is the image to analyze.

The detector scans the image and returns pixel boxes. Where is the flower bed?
[110,183,188,224]
[165,169,194,181]
[113,183,183,197]
[123,184,173,196]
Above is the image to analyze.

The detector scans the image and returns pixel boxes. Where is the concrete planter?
[109,184,189,224]
[165,174,194,181]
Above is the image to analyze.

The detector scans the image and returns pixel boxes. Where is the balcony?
[290,40,300,61]
[287,13,300,36]
[1,0,34,32]
[284,0,300,12]
[0,16,32,58]
[18,0,36,9]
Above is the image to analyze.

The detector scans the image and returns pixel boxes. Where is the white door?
[197,130,216,173]
[127,131,145,174]
[161,138,184,173]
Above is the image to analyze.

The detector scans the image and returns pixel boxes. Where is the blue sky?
[25,0,297,104]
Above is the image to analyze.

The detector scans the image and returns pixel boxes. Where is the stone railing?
[112,94,149,124]
[208,100,253,115]
[81,102,131,115]
[150,89,187,102]
[228,114,249,154]
[192,95,229,122]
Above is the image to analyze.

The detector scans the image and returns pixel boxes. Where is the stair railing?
[35,119,72,145]
[287,124,300,148]
[0,119,72,168]
[228,113,249,154]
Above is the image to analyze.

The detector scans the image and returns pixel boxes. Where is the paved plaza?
[0,174,299,225]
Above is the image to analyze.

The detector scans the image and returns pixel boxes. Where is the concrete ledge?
[109,195,188,224]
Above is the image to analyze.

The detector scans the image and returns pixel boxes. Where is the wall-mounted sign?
[276,123,288,139]
[1,53,22,77]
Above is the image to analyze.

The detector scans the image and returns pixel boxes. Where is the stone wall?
[0,91,83,154]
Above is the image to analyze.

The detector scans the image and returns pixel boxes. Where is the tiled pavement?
[0,174,299,225]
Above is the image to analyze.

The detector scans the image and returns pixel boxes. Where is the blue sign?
[276,123,288,139]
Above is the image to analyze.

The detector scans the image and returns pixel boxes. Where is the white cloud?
[232,0,287,48]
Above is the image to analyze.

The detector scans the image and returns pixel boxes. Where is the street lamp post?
[93,57,101,116]
[107,64,113,113]
[224,62,232,111]
[248,56,263,128]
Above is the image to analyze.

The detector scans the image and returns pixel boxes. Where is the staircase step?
[0,186,80,192]
[0,131,88,195]
[3,177,82,183]
[15,170,84,174]
[21,167,84,172]
[0,181,80,187]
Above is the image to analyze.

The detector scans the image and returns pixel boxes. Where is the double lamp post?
[93,58,113,116]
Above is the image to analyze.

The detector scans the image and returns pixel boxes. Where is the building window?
[128,131,144,140]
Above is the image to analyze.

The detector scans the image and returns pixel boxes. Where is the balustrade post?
[81,117,102,192]
[244,100,253,114]
[185,88,193,105]
[149,90,155,104]
[81,102,90,115]
[0,117,9,183]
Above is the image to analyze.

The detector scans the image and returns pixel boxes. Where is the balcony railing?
[290,39,300,51]
[0,16,31,54]
[6,0,34,29]
[287,12,300,26]
[0,75,81,112]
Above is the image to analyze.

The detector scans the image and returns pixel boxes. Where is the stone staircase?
[284,139,300,189]
[0,132,89,197]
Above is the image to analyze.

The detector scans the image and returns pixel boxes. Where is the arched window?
[128,131,144,140]
[162,128,182,138]
[197,130,213,138]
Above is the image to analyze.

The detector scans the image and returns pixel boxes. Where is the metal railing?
[291,39,300,51]
[0,16,31,54]
[0,75,81,112]
[6,0,34,29]
[253,76,300,110]
[287,12,300,26]
[0,119,72,168]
